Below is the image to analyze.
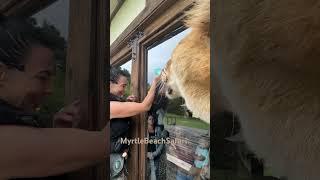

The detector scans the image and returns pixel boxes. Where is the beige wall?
[110,0,146,45]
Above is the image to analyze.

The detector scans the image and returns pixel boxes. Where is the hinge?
[127,31,144,62]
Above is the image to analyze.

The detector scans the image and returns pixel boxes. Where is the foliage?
[124,80,131,97]
[166,97,185,116]
[40,20,67,71]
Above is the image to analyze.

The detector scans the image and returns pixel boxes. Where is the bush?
[166,97,185,116]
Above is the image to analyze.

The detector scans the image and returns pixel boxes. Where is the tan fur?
[214,0,320,179]
[163,0,320,179]
[161,0,210,124]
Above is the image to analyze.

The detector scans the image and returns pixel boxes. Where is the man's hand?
[152,76,161,85]
[126,95,138,102]
[53,100,81,128]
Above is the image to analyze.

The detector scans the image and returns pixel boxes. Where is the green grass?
[164,113,209,130]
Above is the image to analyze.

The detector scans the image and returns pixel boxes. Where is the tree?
[166,97,185,116]
[40,19,67,71]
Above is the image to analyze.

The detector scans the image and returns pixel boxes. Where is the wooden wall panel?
[126,35,141,180]
[91,0,108,179]
[66,0,107,179]
[65,1,94,179]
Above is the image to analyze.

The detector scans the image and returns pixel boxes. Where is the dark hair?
[0,15,54,71]
[110,67,129,83]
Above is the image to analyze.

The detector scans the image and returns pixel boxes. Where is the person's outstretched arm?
[110,77,160,119]
[0,126,106,179]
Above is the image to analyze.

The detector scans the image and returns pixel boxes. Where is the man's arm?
[0,126,106,179]
[110,101,149,119]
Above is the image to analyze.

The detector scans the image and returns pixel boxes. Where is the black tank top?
[109,94,131,140]
[0,99,68,180]
[148,132,156,152]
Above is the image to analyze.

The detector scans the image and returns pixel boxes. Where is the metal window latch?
[127,31,144,62]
